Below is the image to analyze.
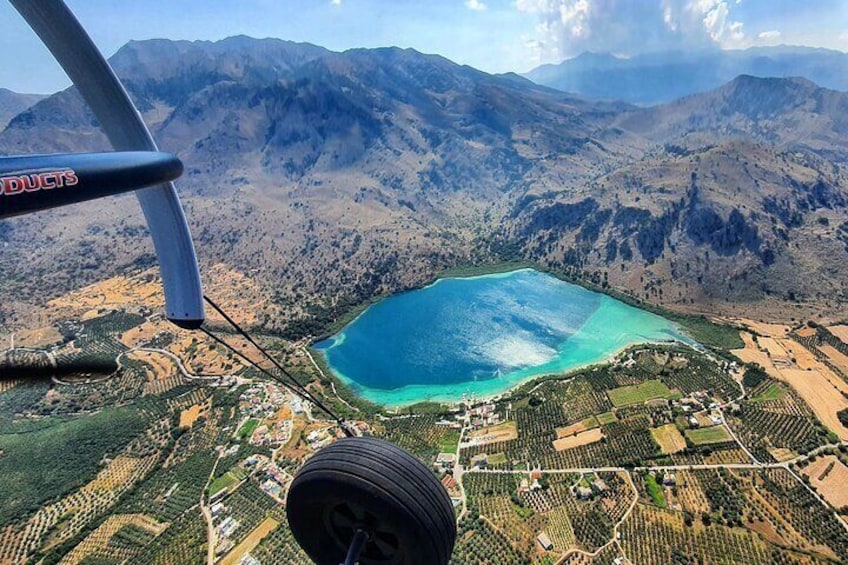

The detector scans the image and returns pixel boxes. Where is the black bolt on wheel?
[286,437,457,565]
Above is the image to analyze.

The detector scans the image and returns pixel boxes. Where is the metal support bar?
[344,529,369,565]
[9,0,205,328]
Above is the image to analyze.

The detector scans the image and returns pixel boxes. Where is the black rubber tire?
[286,437,457,565]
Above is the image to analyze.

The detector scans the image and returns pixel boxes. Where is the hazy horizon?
[1,0,846,94]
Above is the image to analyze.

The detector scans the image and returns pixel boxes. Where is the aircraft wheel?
[286,436,457,565]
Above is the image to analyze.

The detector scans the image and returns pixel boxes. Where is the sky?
[1,0,846,94]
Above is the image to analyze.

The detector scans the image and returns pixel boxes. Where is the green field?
[438,430,461,454]
[644,473,667,508]
[685,426,732,445]
[488,452,507,465]
[596,411,618,425]
[608,380,673,407]
[209,472,239,496]
[579,416,599,429]
[238,418,260,440]
[436,261,534,280]
[750,383,786,403]
[664,313,744,350]
[0,406,149,525]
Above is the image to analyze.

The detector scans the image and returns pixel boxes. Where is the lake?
[315,269,693,406]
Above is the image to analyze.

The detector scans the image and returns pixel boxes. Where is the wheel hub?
[326,501,401,563]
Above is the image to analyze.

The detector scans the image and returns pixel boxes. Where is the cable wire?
[200,296,352,437]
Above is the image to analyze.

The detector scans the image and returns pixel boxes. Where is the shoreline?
[325,336,693,410]
[313,269,699,409]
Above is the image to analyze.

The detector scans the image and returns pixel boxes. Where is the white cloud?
[331,0,341,5]
[516,0,748,62]
[694,0,745,46]
[758,30,782,40]
[465,0,487,10]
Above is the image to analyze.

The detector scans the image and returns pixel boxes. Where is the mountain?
[524,46,848,105]
[0,88,45,129]
[615,75,848,159]
[0,37,846,334]
[0,37,633,331]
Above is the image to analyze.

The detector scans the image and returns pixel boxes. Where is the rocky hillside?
[616,75,848,158]
[0,88,44,129]
[1,37,846,333]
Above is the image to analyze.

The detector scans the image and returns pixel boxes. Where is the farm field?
[758,337,789,359]
[119,318,172,348]
[127,349,177,386]
[651,424,686,454]
[468,421,517,445]
[749,382,786,403]
[58,513,166,565]
[819,344,848,373]
[0,406,149,525]
[555,417,597,438]
[607,379,673,407]
[731,332,774,368]
[179,399,211,428]
[735,319,791,338]
[802,455,848,509]
[827,325,848,343]
[778,368,848,440]
[731,331,848,440]
[596,411,617,425]
[220,517,280,565]
[46,273,164,316]
[768,448,797,462]
[0,379,20,393]
[684,426,732,445]
[552,428,604,451]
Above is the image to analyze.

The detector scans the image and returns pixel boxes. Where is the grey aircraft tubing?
[0,151,183,219]
[10,0,205,329]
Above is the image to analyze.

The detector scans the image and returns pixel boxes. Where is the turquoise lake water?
[315,269,694,407]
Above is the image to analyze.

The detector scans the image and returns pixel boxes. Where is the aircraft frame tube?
[0,152,183,220]
[10,0,205,329]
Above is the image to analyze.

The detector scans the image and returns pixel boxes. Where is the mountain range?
[524,46,848,105]
[0,88,44,129]
[0,37,846,334]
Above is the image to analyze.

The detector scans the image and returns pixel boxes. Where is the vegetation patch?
[662,313,743,350]
[749,382,786,403]
[438,429,461,453]
[596,411,617,425]
[644,473,667,508]
[0,406,148,526]
[488,452,507,465]
[208,471,239,496]
[579,415,599,428]
[237,418,260,440]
